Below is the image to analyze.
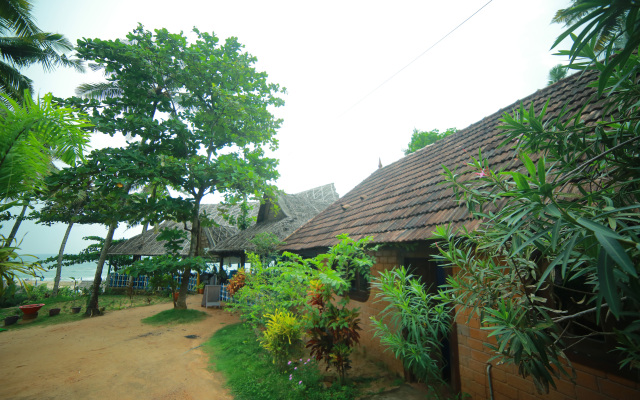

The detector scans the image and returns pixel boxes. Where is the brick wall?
[348,245,640,399]
[344,248,405,376]
[456,309,640,399]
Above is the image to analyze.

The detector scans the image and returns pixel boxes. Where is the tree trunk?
[175,199,202,309]
[53,221,74,296]
[4,203,28,246]
[85,222,117,316]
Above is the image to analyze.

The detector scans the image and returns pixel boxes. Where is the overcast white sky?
[3,0,572,253]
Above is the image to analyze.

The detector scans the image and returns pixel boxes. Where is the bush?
[370,266,452,385]
[227,252,311,329]
[259,309,304,369]
[226,268,246,296]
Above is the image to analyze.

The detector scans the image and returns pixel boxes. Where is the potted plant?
[4,310,20,326]
[18,303,45,320]
[69,276,81,313]
[49,307,61,316]
[196,282,205,294]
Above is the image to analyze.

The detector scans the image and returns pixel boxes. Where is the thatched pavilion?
[209,183,339,266]
[107,203,258,258]
[107,184,339,270]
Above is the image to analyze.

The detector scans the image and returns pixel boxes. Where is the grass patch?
[0,294,173,332]
[141,308,208,325]
[203,323,358,400]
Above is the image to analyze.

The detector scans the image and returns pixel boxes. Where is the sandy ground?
[0,295,239,400]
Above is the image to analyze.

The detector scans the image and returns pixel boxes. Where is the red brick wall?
[456,309,640,400]
[348,245,640,399]
[344,248,405,376]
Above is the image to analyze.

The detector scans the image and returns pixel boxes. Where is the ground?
[0,295,236,400]
[0,294,432,400]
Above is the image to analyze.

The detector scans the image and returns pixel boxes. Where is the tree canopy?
[59,25,285,310]
[403,127,457,155]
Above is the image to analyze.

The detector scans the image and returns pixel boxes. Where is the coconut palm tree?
[547,64,568,85]
[0,0,83,101]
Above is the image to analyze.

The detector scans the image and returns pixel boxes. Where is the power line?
[339,0,495,117]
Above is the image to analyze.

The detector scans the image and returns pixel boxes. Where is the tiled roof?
[282,71,604,251]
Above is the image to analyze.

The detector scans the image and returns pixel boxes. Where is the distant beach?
[14,253,108,284]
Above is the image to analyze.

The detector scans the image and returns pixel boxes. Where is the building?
[282,71,640,399]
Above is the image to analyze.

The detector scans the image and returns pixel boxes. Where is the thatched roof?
[210,183,339,254]
[107,203,259,256]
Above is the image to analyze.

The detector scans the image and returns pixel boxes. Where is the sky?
[3,0,573,254]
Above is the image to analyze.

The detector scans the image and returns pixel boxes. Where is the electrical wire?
[339,0,495,117]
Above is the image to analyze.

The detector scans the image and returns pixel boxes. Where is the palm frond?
[0,59,31,101]
[0,0,39,37]
[75,81,122,100]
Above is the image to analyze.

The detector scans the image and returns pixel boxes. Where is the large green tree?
[0,0,82,101]
[403,127,457,155]
[65,25,284,310]
[434,1,640,393]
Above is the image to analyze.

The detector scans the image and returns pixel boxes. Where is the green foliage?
[156,227,187,256]
[0,91,90,200]
[250,231,285,264]
[304,235,377,383]
[141,308,207,325]
[226,268,247,297]
[205,323,358,400]
[0,0,82,101]
[0,235,43,297]
[41,236,133,271]
[128,255,206,294]
[227,252,312,329]
[305,279,362,384]
[317,234,378,297]
[228,235,377,383]
[370,266,452,386]
[64,24,285,308]
[259,309,304,369]
[547,64,568,85]
[434,8,640,391]
[552,0,640,95]
[404,128,457,155]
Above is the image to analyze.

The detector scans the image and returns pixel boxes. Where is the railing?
[220,283,234,302]
[108,273,197,291]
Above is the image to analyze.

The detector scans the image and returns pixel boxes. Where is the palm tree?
[0,0,83,101]
[547,64,568,85]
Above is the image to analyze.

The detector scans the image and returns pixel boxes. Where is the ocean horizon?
[14,253,109,282]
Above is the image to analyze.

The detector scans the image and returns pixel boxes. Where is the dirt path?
[0,295,239,400]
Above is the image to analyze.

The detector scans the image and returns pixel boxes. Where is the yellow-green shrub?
[259,309,303,369]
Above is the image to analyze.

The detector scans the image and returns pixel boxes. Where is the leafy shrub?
[259,309,304,369]
[226,268,246,296]
[370,266,452,385]
[303,235,377,383]
[228,252,313,329]
[306,278,362,383]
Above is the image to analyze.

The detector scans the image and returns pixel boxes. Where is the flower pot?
[197,288,204,294]
[71,307,81,314]
[4,315,19,326]
[49,308,61,317]
[19,304,45,320]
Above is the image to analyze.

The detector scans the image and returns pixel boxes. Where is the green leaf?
[594,232,637,278]
[596,249,622,317]
[576,217,627,241]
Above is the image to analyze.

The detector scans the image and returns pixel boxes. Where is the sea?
[14,253,108,282]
